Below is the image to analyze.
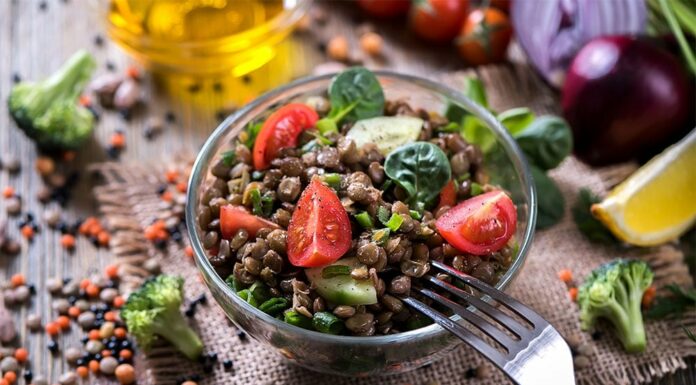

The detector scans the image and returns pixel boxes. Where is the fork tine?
[415,287,518,351]
[431,260,547,326]
[424,275,529,338]
[402,296,508,367]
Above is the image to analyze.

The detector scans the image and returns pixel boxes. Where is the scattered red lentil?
[79,217,99,235]
[569,287,579,302]
[3,372,16,384]
[558,269,573,283]
[105,264,119,279]
[80,278,91,290]
[0,378,10,385]
[68,306,81,318]
[113,296,125,308]
[56,316,71,330]
[119,349,133,360]
[101,349,112,357]
[642,285,657,307]
[89,360,100,373]
[78,94,92,107]
[110,132,126,149]
[160,190,173,202]
[76,366,89,378]
[86,283,100,298]
[10,273,25,287]
[60,234,76,249]
[165,169,179,183]
[104,311,117,322]
[14,348,28,363]
[98,231,111,246]
[327,35,349,61]
[20,225,34,239]
[185,245,194,259]
[45,322,60,336]
[2,186,15,198]
[125,65,140,79]
[114,327,127,339]
[63,151,76,162]
[89,330,101,340]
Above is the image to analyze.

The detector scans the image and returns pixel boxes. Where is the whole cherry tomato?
[436,190,517,255]
[287,178,352,267]
[252,103,318,170]
[358,0,411,18]
[456,7,512,66]
[410,0,469,43]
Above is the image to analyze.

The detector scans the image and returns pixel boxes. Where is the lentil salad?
[196,67,518,336]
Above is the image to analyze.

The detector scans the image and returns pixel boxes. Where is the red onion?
[511,0,647,87]
[562,36,693,166]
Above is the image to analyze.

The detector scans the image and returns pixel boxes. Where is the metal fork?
[403,260,575,385]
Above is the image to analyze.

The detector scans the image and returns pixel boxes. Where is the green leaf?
[684,327,696,343]
[377,206,391,225]
[531,166,564,229]
[444,78,488,123]
[497,107,535,135]
[221,150,236,167]
[244,121,262,148]
[321,265,352,279]
[461,115,497,153]
[470,182,484,196]
[326,67,385,124]
[647,284,696,319]
[513,116,573,170]
[572,189,619,244]
[384,142,452,209]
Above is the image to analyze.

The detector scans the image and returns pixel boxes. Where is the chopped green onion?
[470,182,484,196]
[385,213,404,232]
[249,281,270,303]
[259,297,289,316]
[237,289,259,307]
[456,172,471,183]
[354,212,374,229]
[244,122,262,148]
[371,228,390,246]
[322,173,342,190]
[221,150,236,167]
[377,206,391,225]
[316,118,338,135]
[321,265,352,279]
[284,310,314,329]
[250,188,274,217]
[409,210,421,220]
[440,122,461,132]
[312,312,344,334]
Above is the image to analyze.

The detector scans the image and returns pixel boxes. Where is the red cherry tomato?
[358,0,411,18]
[410,0,469,43]
[456,8,512,65]
[220,205,279,239]
[435,190,517,255]
[436,180,457,212]
[252,103,319,170]
[287,178,352,267]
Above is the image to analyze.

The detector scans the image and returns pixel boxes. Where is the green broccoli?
[8,50,96,152]
[121,275,203,360]
[578,259,654,353]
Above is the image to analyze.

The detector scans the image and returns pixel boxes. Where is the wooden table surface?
[0,1,693,384]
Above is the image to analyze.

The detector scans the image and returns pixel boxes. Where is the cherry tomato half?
[252,103,319,170]
[436,180,457,212]
[358,0,411,18]
[456,7,512,66]
[410,0,469,43]
[220,205,279,239]
[287,178,352,267]
[435,190,516,255]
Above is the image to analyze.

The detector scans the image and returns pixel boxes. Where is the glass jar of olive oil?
[104,0,310,76]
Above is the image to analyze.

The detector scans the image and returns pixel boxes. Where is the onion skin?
[562,36,694,166]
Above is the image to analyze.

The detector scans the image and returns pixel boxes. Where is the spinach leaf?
[384,142,451,208]
[497,107,535,135]
[572,189,619,244]
[316,67,384,133]
[444,77,489,125]
[531,166,564,229]
[461,115,497,153]
[513,116,573,170]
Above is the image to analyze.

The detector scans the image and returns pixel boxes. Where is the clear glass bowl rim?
[185,70,538,346]
[101,0,312,50]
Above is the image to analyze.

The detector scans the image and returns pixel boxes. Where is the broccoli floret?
[8,50,96,151]
[121,275,203,360]
[578,259,654,353]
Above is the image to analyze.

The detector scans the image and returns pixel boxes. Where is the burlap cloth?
[91,66,695,385]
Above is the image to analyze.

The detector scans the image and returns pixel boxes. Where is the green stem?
[156,311,204,360]
[658,0,696,74]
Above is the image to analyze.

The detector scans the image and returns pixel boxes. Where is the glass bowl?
[97,0,311,75]
[186,71,537,376]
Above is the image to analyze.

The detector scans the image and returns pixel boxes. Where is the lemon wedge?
[591,129,696,246]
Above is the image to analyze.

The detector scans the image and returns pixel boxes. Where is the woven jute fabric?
[91,66,695,385]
